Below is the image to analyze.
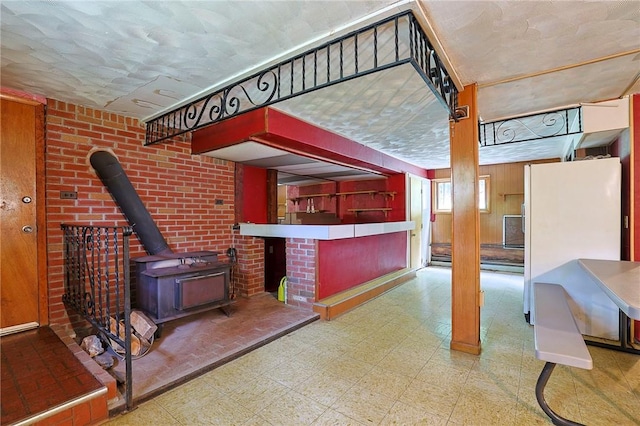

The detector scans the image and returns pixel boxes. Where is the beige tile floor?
[105,267,640,425]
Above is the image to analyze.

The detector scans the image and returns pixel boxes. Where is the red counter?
[240,222,413,309]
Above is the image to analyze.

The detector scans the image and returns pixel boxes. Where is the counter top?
[239,221,415,240]
[578,258,640,320]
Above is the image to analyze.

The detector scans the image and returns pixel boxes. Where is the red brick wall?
[285,238,317,309]
[231,233,265,296]
[45,100,239,332]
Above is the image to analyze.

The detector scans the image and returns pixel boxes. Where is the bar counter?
[239,221,415,240]
[238,221,416,310]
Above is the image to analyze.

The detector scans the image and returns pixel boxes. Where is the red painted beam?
[191,107,429,178]
[192,108,267,153]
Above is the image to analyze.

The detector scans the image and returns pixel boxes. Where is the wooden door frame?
[1,93,49,326]
[408,175,425,269]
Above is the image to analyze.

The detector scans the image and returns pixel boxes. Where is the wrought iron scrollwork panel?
[479,107,582,147]
[145,10,458,145]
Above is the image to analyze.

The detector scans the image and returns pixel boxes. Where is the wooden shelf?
[348,208,392,217]
[498,192,524,200]
[289,193,332,204]
[335,190,377,199]
[335,190,397,200]
[289,190,397,209]
[379,191,396,200]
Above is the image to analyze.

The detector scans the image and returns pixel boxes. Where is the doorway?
[264,237,286,293]
[409,175,430,269]
[1,96,46,335]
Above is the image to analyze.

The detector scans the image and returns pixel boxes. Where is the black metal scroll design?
[479,106,582,147]
[183,70,279,130]
[407,14,458,119]
[61,224,135,411]
[145,10,459,145]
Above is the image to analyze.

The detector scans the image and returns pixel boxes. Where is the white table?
[578,258,640,353]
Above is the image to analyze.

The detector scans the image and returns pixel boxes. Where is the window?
[433,178,452,213]
[432,175,490,213]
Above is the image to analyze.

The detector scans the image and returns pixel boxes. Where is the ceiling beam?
[192,107,429,178]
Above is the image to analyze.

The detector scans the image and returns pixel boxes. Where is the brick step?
[13,389,108,426]
[1,327,110,426]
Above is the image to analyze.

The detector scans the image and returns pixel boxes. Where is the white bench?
[533,283,593,426]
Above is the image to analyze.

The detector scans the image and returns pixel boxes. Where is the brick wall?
[231,233,265,297]
[45,100,242,333]
[285,238,317,309]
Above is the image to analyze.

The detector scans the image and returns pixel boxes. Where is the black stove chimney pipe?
[90,150,173,256]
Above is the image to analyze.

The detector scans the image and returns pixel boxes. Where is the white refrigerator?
[523,158,621,341]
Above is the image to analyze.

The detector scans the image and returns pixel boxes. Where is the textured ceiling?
[0,0,398,115]
[1,0,638,173]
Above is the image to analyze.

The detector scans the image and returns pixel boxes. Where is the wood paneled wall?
[432,159,555,245]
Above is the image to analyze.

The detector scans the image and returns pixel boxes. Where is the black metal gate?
[61,224,134,411]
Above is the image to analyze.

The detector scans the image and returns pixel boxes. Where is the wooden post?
[234,163,244,225]
[266,169,278,224]
[449,83,481,355]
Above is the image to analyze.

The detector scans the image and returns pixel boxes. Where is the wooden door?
[409,176,423,269]
[1,98,40,333]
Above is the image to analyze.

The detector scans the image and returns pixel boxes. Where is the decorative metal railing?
[61,224,134,411]
[144,10,458,145]
[479,106,582,147]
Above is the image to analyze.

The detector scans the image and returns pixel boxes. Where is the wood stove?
[91,152,234,334]
[133,251,232,328]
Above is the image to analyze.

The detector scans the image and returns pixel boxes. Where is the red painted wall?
[287,182,339,215]
[316,232,407,299]
[632,94,640,341]
[611,119,632,261]
[240,165,268,224]
[44,100,259,333]
[337,179,388,223]
[286,177,407,224]
[386,174,407,223]
[633,94,640,261]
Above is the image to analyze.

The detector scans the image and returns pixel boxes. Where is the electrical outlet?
[60,191,77,199]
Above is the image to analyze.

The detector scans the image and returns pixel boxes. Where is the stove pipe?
[90,150,172,256]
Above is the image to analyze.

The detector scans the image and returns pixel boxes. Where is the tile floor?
[1,327,104,424]
[109,292,320,409]
[105,267,640,425]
